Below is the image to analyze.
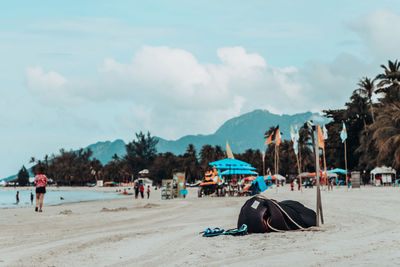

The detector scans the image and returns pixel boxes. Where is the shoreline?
[0,185,132,192]
[0,186,139,209]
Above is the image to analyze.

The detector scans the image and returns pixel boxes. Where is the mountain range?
[1,109,329,181]
[87,109,329,165]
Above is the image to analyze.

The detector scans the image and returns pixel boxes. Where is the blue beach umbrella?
[327,168,347,174]
[209,158,253,171]
[220,169,258,176]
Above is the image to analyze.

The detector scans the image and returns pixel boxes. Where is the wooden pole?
[262,150,265,177]
[274,145,278,188]
[274,146,276,175]
[296,152,302,191]
[299,141,303,189]
[323,147,327,186]
[344,140,348,187]
[299,142,302,173]
[277,146,280,174]
[313,126,324,226]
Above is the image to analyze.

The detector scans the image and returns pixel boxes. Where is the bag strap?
[269,200,305,230]
[256,193,305,231]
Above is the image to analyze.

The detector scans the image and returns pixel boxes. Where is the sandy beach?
[1,186,399,266]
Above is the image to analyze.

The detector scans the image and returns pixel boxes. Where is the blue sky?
[1,1,400,178]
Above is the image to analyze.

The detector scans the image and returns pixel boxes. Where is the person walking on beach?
[147,185,150,199]
[140,184,144,199]
[134,182,139,199]
[34,167,48,212]
[16,191,19,204]
[30,191,34,205]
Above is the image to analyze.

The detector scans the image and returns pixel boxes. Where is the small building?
[370,166,396,186]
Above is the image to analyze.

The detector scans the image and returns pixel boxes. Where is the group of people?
[15,191,34,204]
[133,182,151,199]
[34,168,48,212]
[19,168,154,212]
[14,167,48,212]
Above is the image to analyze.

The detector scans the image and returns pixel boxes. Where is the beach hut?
[370,166,396,186]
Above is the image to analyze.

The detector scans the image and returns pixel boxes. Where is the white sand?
[1,186,399,266]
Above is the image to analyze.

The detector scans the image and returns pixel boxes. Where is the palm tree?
[347,90,369,129]
[200,145,214,169]
[357,77,376,122]
[214,145,225,160]
[376,60,400,103]
[371,102,400,168]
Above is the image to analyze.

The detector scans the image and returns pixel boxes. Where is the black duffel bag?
[237,196,316,233]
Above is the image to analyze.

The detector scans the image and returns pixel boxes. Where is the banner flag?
[318,125,324,149]
[226,140,235,159]
[275,126,282,147]
[323,124,328,140]
[340,122,347,143]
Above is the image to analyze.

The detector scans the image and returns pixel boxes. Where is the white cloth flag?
[323,125,328,140]
[290,125,299,155]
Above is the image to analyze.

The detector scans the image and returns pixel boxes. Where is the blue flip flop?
[199,224,248,237]
[223,224,248,236]
[199,227,225,237]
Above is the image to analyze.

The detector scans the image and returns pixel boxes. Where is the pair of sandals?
[200,224,248,237]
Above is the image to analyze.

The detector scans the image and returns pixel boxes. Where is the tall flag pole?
[322,125,328,186]
[291,125,301,190]
[262,150,265,177]
[313,124,324,226]
[264,128,276,176]
[275,126,281,176]
[297,124,302,178]
[340,122,348,186]
[318,125,327,186]
[264,127,277,183]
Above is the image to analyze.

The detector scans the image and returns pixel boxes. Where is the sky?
[1,0,400,178]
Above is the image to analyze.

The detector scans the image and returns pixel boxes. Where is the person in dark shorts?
[134,182,139,199]
[30,191,34,205]
[146,185,150,199]
[34,167,48,212]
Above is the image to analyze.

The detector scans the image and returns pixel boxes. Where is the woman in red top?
[140,184,144,199]
[34,167,48,212]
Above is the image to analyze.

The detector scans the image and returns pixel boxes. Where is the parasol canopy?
[209,158,252,170]
[328,168,347,174]
[220,169,258,176]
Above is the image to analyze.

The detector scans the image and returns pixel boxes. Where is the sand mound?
[143,203,160,208]
[101,207,128,212]
[59,209,72,215]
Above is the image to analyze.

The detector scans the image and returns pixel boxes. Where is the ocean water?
[0,189,129,208]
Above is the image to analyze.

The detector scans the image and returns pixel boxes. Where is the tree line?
[17,60,400,186]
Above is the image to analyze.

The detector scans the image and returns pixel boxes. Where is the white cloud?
[349,9,400,59]
[26,66,66,92]
[26,45,369,139]
[26,66,85,104]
